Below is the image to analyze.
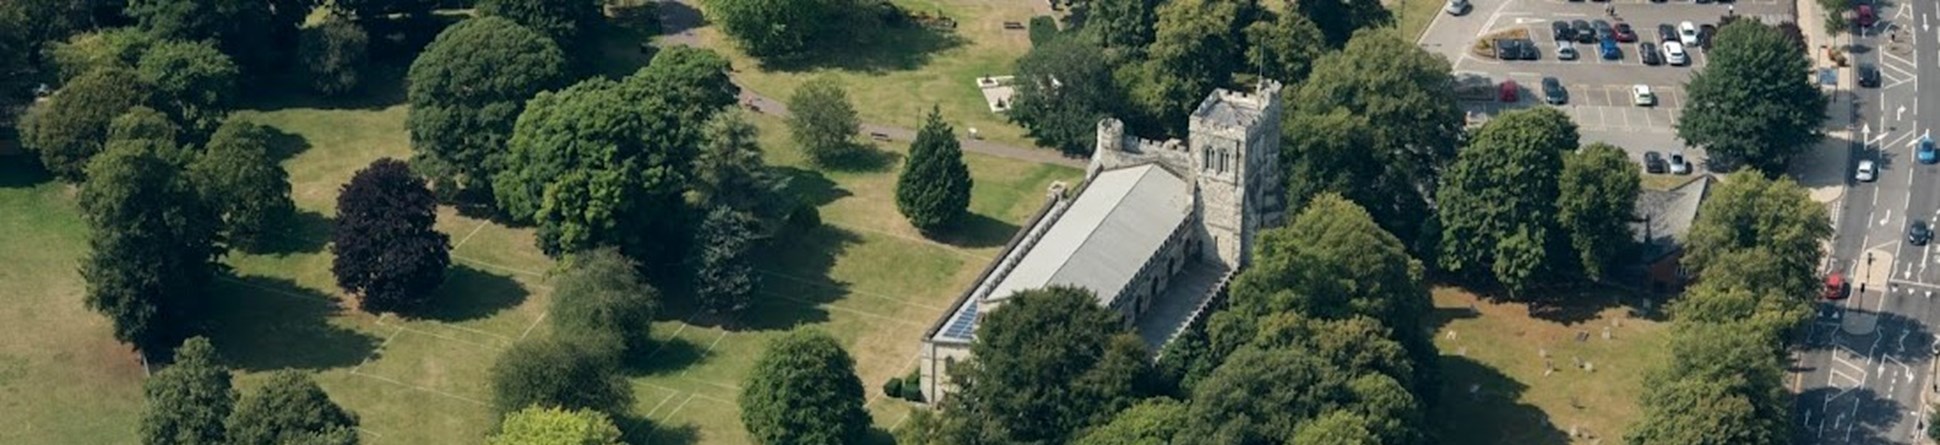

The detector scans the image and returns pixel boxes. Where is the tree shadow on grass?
[0,156,52,189]
[625,337,706,377]
[1426,305,1483,335]
[733,224,866,331]
[819,143,902,173]
[204,275,380,371]
[260,125,313,162]
[242,209,332,255]
[756,24,966,74]
[414,264,529,322]
[775,166,852,208]
[1521,285,1637,326]
[1434,355,1570,445]
[928,212,1017,249]
[632,419,700,445]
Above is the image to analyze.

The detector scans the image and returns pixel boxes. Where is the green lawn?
[1430,287,1669,444]
[1391,0,1448,42]
[690,0,1044,149]
[0,91,1079,443]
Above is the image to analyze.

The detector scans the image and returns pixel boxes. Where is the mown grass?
[1430,287,1669,445]
[1393,0,1451,42]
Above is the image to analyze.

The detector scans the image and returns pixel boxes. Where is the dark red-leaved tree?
[331,158,451,314]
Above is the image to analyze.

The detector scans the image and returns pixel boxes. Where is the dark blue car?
[1600,37,1621,60]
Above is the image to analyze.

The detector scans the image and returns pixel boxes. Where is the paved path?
[651,0,1086,169]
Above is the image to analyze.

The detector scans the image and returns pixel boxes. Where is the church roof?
[985,164,1194,307]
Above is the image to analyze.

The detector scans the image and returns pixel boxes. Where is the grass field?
[1392,0,1449,41]
[0,92,1078,443]
[1429,287,1670,444]
[689,0,1044,148]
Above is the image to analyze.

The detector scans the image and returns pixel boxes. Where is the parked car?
[1911,220,1933,246]
[1663,41,1688,65]
[1632,84,1655,106]
[1593,20,1614,41]
[1600,37,1621,60]
[1824,272,1849,300]
[1668,151,1690,174]
[1542,77,1567,104]
[1858,5,1875,28]
[1517,38,1539,59]
[1553,21,1575,41]
[1613,22,1637,42]
[1574,20,1597,44]
[1697,24,1716,48]
[1639,42,1661,65]
[1643,151,1668,174]
[1494,39,1519,60]
[1499,80,1519,102]
[1679,21,1700,45]
[1657,24,1677,43]
[1558,41,1580,60]
[1857,159,1877,182]
[1859,63,1881,88]
[1920,134,1937,164]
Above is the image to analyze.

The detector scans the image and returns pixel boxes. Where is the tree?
[941,286,1154,444]
[1436,107,1576,294]
[1290,0,1391,48]
[694,110,793,231]
[108,106,181,149]
[46,28,160,82]
[1625,321,1790,445]
[1676,20,1826,173]
[124,0,308,76]
[332,0,437,20]
[1243,11,1327,83]
[489,338,634,416]
[786,77,864,166]
[1007,34,1126,156]
[896,106,974,233]
[19,67,149,181]
[226,370,360,445]
[1073,398,1188,445]
[489,407,624,445]
[1286,29,1461,245]
[140,337,235,445]
[331,158,451,314]
[694,206,761,315]
[1557,143,1640,280]
[298,16,369,96]
[477,0,602,53]
[80,142,222,357]
[1122,0,1247,136]
[135,39,239,138]
[1682,172,1830,304]
[706,0,874,62]
[549,248,659,357]
[1078,0,1160,51]
[739,328,871,445]
[1289,412,1381,445]
[407,16,569,199]
[189,120,295,251]
[1180,343,1421,444]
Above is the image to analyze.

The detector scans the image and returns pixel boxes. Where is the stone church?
[916,81,1286,403]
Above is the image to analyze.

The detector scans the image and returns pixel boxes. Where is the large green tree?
[1675,20,1826,173]
[940,286,1154,444]
[125,0,307,75]
[297,16,369,97]
[1284,29,1461,245]
[1291,0,1391,48]
[693,110,794,232]
[1078,0,1160,51]
[489,407,624,445]
[331,158,451,314]
[706,0,875,62]
[1121,0,1248,136]
[1008,34,1126,156]
[19,67,149,181]
[786,77,864,166]
[1625,319,1790,445]
[226,371,359,445]
[407,16,569,200]
[1180,339,1421,444]
[1436,107,1577,294]
[80,142,222,357]
[1682,173,1831,304]
[694,206,762,315]
[896,106,973,233]
[477,0,602,55]
[549,247,660,357]
[1243,11,1327,83]
[1073,398,1188,445]
[189,119,295,251]
[1557,143,1640,280]
[739,328,871,445]
[135,39,239,138]
[46,28,159,82]
[489,338,634,416]
[139,337,235,445]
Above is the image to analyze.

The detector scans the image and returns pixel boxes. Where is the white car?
[1632,84,1655,106]
[1558,41,1579,60]
[1445,0,1471,15]
[1663,41,1687,65]
[1857,159,1878,182]
[1668,151,1691,175]
[1679,21,1699,45]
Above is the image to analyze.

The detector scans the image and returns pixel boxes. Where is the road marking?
[1883,209,1895,226]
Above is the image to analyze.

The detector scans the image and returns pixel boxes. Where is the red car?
[1824,272,1849,300]
[1499,80,1518,102]
[1613,22,1637,42]
[1858,5,1876,28]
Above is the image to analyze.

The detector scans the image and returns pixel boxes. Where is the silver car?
[1857,159,1877,182]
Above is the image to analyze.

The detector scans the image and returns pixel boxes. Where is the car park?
[1613,22,1637,42]
[1643,151,1668,174]
[1553,21,1574,41]
[1657,24,1677,43]
[1542,77,1566,104]
[1859,64,1880,88]
[1499,80,1519,102]
[1557,41,1579,60]
[1639,42,1661,65]
[1679,22,1700,45]
[1600,37,1621,60]
[1574,20,1596,44]
[1857,159,1877,182]
[1911,220,1933,246]
[1632,84,1655,106]
[1663,42,1687,65]
[1668,151,1690,174]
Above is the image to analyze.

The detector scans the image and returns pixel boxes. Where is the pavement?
[650,0,1086,169]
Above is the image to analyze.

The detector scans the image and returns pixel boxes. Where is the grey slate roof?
[986,164,1193,307]
[1193,90,1266,128]
[1633,176,1712,262]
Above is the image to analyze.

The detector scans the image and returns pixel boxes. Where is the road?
[1798,0,1940,442]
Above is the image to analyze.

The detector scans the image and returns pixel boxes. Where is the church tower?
[1187,80,1284,269]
